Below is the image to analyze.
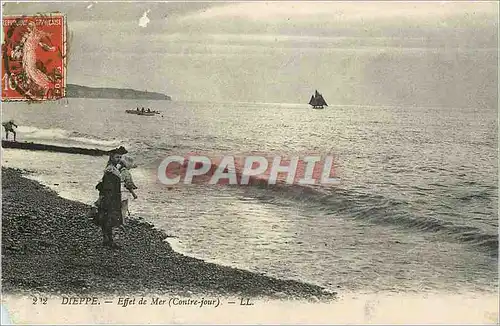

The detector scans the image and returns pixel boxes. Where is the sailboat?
[308,90,328,109]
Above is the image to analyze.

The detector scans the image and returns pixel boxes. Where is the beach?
[3,165,499,325]
[1,167,336,300]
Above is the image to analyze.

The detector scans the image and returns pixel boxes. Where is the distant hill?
[65,84,171,100]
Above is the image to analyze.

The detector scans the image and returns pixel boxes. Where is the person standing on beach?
[118,155,138,223]
[2,120,18,141]
[97,151,125,248]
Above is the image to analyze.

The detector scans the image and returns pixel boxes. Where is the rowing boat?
[125,110,156,116]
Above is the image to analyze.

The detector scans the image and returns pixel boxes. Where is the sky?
[2,1,498,107]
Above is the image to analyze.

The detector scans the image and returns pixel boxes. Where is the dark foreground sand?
[1,167,336,300]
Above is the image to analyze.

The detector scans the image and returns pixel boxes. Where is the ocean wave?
[123,154,499,257]
[238,181,498,256]
[17,126,68,139]
[16,126,123,148]
[457,190,493,201]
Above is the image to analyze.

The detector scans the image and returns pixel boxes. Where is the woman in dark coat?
[98,152,124,248]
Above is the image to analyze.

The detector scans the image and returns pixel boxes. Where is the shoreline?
[1,167,336,301]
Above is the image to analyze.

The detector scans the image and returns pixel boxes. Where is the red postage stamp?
[2,13,66,101]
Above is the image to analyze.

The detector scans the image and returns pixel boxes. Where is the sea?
[1,98,498,297]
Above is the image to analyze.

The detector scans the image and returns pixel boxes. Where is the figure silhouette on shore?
[2,120,18,141]
[94,146,129,249]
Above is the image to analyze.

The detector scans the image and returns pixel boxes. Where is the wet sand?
[1,167,336,300]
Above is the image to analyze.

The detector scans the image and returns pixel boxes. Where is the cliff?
[65,84,171,100]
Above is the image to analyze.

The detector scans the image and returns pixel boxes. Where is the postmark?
[2,13,66,101]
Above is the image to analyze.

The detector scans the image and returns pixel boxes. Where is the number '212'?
[32,297,48,305]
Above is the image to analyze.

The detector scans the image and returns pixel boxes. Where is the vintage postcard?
[1,1,498,324]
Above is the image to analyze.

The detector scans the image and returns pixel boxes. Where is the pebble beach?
[1,167,336,301]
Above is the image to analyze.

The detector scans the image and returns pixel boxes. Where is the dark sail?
[316,94,328,106]
[309,90,328,108]
[309,95,316,106]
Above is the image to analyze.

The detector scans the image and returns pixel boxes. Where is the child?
[118,155,138,224]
